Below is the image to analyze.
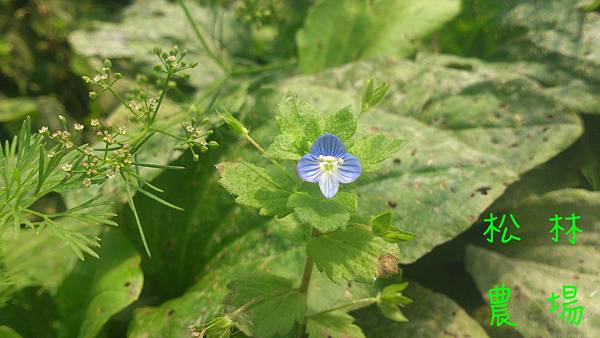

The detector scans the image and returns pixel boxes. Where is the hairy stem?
[244,134,296,183]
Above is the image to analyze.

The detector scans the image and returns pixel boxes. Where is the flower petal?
[297,154,321,183]
[310,133,346,157]
[319,171,340,199]
[338,154,362,183]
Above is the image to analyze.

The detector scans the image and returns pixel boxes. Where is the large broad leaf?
[0,288,59,338]
[354,282,489,337]
[0,326,22,338]
[466,189,600,338]
[54,231,143,338]
[256,55,582,263]
[68,0,227,88]
[440,0,600,114]
[0,97,36,123]
[296,0,461,73]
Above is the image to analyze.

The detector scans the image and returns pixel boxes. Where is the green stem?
[230,288,298,319]
[150,127,187,142]
[231,59,296,76]
[306,297,379,319]
[108,87,141,120]
[297,228,316,338]
[123,175,152,257]
[150,72,172,124]
[244,134,296,183]
[177,0,229,73]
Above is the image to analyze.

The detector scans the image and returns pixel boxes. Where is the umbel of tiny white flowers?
[297,133,362,199]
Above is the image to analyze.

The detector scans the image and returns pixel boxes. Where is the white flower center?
[318,155,344,173]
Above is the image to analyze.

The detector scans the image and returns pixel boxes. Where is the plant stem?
[177,0,229,73]
[150,71,172,124]
[299,254,314,295]
[244,134,296,183]
[306,297,379,319]
[297,228,316,338]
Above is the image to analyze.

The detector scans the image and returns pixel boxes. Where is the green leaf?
[127,215,378,338]
[68,0,226,88]
[260,55,582,264]
[307,225,399,283]
[0,98,36,123]
[0,219,98,294]
[307,311,365,338]
[466,189,600,337]
[324,106,356,141]
[441,0,600,114]
[225,272,306,338]
[349,135,404,173]
[0,326,22,338]
[355,282,490,337]
[361,79,390,113]
[377,301,408,322]
[218,161,294,217]
[54,231,143,338]
[219,110,249,137]
[371,211,415,243]
[296,0,461,73]
[376,283,413,322]
[288,187,357,232]
[266,94,324,161]
[0,288,58,338]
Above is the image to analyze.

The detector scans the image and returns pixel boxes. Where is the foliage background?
[0,0,599,337]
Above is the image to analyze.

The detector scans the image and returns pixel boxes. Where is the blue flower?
[297,133,362,199]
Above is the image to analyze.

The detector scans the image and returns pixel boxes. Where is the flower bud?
[219,111,248,137]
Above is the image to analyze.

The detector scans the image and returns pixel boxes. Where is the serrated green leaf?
[296,0,461,73]
[349,135,404,173]
[324,106,356,141]
[266,94,324,161]
[466,189,600,337]
[307,311,365,338]
[288,187,357,232]
[307,225,399,283]
[218,161,294,217]
[355,282,490,337]
[54,231,143,338]
[266,134,305,161]
[225,272,306,338]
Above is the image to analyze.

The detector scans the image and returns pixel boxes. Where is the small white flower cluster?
[179,121,217,161]
[90,118,128,145]
[153,46,197,74]
[81,59,121,91]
